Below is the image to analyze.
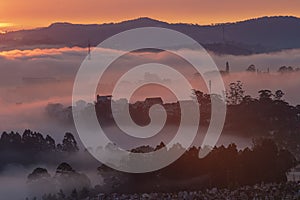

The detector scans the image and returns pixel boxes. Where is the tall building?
[88,40,91,60]
[226,61,230,73]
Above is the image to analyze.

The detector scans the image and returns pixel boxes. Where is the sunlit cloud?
[0,22,13,28]
[0,22,14,33]
[0,46,86,59]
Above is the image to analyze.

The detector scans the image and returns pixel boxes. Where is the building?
[144,97,163,107]
[225,61,230,73]
[96,95,112,104]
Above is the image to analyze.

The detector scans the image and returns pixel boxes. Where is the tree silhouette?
[274,90,285,101]
[28,168,51,182]
[70,189,78,200]
[227,81,245,105]
[246,64,256,72]
[278,66,294,73]
[258,89,273,102]
[45,135,56,151]
[57,190,66,200]
[62,132,79,153]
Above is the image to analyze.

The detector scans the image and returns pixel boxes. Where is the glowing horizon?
[0,14,299,32]
[1,0,300,31]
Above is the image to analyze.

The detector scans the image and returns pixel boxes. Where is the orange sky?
[0,0,300,31]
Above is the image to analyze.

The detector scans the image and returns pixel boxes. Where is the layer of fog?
[0,126,251,200]
[0,159,102,200]
[1,47,300,139]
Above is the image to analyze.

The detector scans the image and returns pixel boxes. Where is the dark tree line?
[245,64,300,73]
[0,130,79,170]
[277,66,300,73]
[0,130,78,153]
[192,82,300,143]
[222,83,300,158]
[97,139,297,194]
[27,163,91,200]
[92,83,300,143]
[31,138,297,200]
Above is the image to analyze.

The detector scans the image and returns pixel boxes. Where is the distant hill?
[1,16,300,55]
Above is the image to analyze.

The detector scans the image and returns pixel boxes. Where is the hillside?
[1,16,300,55]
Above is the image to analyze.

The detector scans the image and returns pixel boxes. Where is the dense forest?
[25,138,297,199]
[0,130,79,170]
[0,124,297,199]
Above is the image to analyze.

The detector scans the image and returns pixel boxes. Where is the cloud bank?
[1,46,300,135]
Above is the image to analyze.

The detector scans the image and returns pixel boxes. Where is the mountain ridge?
[45,16,300,27]
[1,16,300,55]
